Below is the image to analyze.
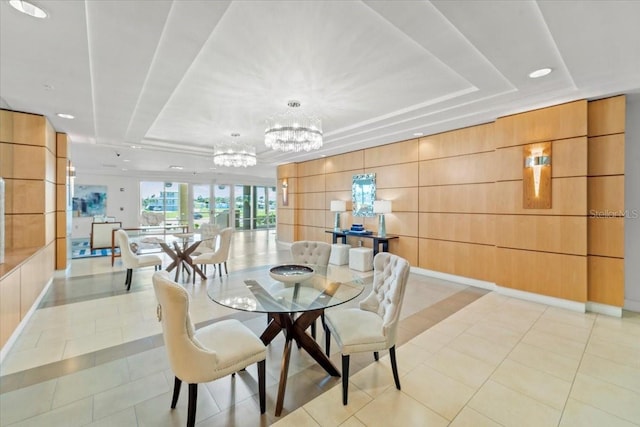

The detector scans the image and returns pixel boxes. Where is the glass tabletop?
[207,264,365,314]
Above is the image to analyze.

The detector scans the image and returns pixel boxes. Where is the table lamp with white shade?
[330,200,346,231]
[373,200,392,237]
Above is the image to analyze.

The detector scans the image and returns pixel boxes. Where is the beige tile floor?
[1,230,639,426]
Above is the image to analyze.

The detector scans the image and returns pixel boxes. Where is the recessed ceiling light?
[413,132,424,137]
[56,113,74,119]
[122,159,131,162]
[169,165,183,170]
[528,68,552,79]
[130,145,142,149]
[9,0,47,18]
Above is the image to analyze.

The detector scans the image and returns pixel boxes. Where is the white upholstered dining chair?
[152,271,266,426]
[324,252,410,405]
[115,229,162,291]
[191,227,233,282]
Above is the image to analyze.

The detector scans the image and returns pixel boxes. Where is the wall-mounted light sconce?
[373,200,392,237]
[330,200,346,231]
[523,142,552,209]
[281,179,288,206]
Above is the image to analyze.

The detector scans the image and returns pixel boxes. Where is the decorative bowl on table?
[269,264,315,283]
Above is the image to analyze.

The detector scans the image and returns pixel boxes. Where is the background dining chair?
[324,252,410,405]
[152,271,266,426]
[289,240,332,339]
[115,229,162,291]
[192,223,220,257]
[191,227,233,282]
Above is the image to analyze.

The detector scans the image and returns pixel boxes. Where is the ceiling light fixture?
[169,165,183,170]
[213,134,257,168]
[265,100,322,152]
[528,67,552,79]
[56,113,74,119]
[413,132,424,137]
[9,0,47,18]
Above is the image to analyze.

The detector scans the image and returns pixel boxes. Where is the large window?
[192,184,210,230]
[140,181,187,226]
[213,184,231,227]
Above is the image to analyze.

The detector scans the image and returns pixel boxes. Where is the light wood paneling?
[0,268,21,348]
[588,217,624,258]
[588,256,624,306]
[45,149,56,184]
[56,184,66,212]
[10,214,45,248]
[419,213,495,245]
[365,139,419,168]
[495,100,587,148]
[56,157,67,184]
[277,224,294,242]
[379,212,418,238]
[297,158,325,177]
[588,176,624,212]
[495,137,587,182]
[4,180,45,214]
[419,152,495,186]
[44,119,56,154]
[56,211,66,238]
[326,171,356,192]
[277,208,295,225]
[419,123,495,160]
[0,109,48,146]
[297,192,326,210]
[376,187,419,212]
[20,244,55,318]
[496,215,586,255]
[367,162,419,189]
[419,183,495,214]
[325,151,364,173]
[56,238,67,270]
[278,162,297,178]
[495,248,587,302]
[56,133,68,158]
[45,181,56,213]
[297,209,326,228]
[45,211,56,244]
[588,134,625,176]
[392,236,418,268]
[495,178,586,215]
[419,239,495,283]
[588,95,625,137]
[0,143,46,180]
[297,175,325,193]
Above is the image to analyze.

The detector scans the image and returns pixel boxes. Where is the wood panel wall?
[0,109,67,349]
[586,96,626,306]
[276,97,626,307]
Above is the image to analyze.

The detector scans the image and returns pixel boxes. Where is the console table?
[325,230,398,256]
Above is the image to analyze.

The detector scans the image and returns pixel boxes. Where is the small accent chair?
[152,271,266,426]
[191,227,233,282]
[290,240,332,338]
[115,229,162,291]
[193,223,220,257]
[324,252,410,405]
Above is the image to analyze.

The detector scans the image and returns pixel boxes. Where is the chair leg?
[218,263,222,277]
[224,261,228,275]
[258,359,266,414]
[374,351,379,361]
[171,376,182,408]
[187,383,197,427]
[342,354,350,405]
[125,269,132,291]
[389,345,401,390]
[324,325,331,356]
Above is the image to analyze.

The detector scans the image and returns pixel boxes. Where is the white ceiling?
[1,0,639,184]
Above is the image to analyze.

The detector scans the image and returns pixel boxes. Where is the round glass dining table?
[207,264,364,416]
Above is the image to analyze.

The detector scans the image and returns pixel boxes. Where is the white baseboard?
[0,276,54,364]
[586,301,622,317]
[411,267,496,291]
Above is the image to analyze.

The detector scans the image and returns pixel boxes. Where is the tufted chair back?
[290,241,332,266]
[358,252,410,347]
[199,223,221,250]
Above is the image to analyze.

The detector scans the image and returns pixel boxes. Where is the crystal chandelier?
[213,135,256,168]
[265,100,323,152]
